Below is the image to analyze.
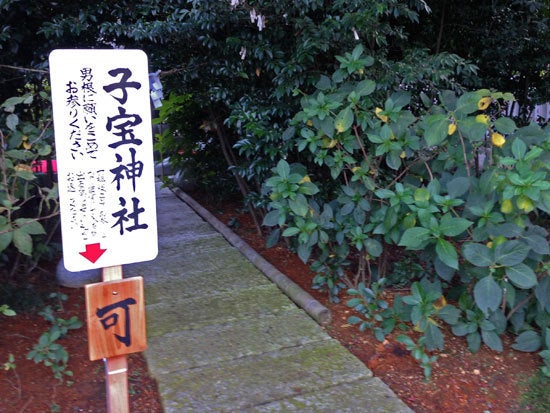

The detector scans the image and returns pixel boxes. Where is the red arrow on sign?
[80,243,107,263]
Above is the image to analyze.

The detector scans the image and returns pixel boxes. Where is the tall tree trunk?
[436,1,446,54]
[208,109,263,236]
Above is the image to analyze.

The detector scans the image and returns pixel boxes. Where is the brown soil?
[0,272,163,412]
[0,192,541,412]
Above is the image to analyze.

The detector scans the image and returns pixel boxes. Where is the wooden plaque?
[85,277,146,361]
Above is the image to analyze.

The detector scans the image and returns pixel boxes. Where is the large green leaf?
[523,234,550,255]
[13,228,32,256]
[355,79,376,96]
[494,240,530,266]
[462,243,493,267]
[334,106,354,133]
[438,304,461,324]
[474,276,502,316]
[458,117,487,141]
[424,115,448,146]
[398,227,431,249]
[364,238,382,257]
[455,92,479,117]
[481,330,503,352]
[535,276,550,312]
[434,256,455,282]
[505,263,538,289]
[435,238,458,269]
[512,330,541,352]
[282,227,300,237]
[494,117,517,134]
[439,214,472,237]
[262,210,280,227]
[276,159,290,179]
[0,228,13,253]
[14,218,45,235]
[446,176,470,198]
[288,194,309,217]
[424,322,444,351]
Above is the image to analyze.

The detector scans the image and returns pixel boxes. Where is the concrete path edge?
[172,187,332,326]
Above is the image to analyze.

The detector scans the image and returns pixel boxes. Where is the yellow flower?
[300,175,311,183]
[375,107,388,123]
[491,132,505,147]
[14,164,33,173]
[517,196,535,213]
[475,114,490,125]
[322,137,338,148]
[448,123,457,135]
[400,151,406,159]
[433,295,447,311]
[351,166,361,173]
[306,120,313,126]
[500,199,513,214]
[477,97,492,110]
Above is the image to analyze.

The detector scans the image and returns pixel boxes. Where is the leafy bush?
[263,45,549,376]
[0,92,59,275]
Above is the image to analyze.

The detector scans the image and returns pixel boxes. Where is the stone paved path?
[125,184,413,412]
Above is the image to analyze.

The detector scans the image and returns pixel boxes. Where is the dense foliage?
[1,0,548,377]
[262,45,549,377]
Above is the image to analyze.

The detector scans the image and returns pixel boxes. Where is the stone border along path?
[125,183,414,412]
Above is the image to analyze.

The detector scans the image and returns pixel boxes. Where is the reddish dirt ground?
[0,278,162,413]
[0,192,541,412]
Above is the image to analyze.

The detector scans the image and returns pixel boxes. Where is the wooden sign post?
[49,49,158,412]
[85,266,146,412]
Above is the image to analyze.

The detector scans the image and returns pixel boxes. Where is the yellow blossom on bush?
[375,107,388,123]
[516,195,535,213]
[300,175,311,183]
[491,132,505,147]
[448,123,457,135]
[322,137,337,148]
[14,164,33,173]
[500,198,513,214]
[477,97,492,110]
[475,114,490,125]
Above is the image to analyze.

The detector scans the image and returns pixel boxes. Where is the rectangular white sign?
[49,49,158,272]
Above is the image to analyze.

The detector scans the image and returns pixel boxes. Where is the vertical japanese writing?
[103,68,148,236]
[80,68,98,159]
[65,80,82,159]
[66,170,108,241]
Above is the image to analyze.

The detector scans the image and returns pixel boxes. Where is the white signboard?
[49,49,158,272]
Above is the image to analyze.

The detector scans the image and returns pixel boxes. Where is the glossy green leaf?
[13,228,32,256]
[474,276,502,316]
[14,218,45,235]
[494,240,530,266]
[288,194,309,217]
[439,215,472,237]
[494,117,516,134]
[481,329,503,352]
[462,243,493,267]
[334,106,354,133]
[435,238,458,269]
[535,276,550,311]
[505,263,537,289]
[398,227,431,249]
[512,330,541,352]
[424,115,448,146]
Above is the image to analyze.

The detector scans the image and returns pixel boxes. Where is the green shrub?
[0,92,59,275]
[263,45,549,377]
